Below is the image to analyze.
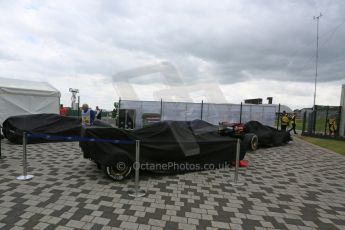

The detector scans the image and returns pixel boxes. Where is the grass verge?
[299,136,345,156]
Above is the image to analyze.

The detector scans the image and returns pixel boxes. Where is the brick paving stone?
[0,138,344,229]
[119,221,138,229]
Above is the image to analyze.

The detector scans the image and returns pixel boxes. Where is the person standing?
[95,106,102,120]
[81,104,96,126]
[289,112,297,134]
[280,111,289,131]
[329,117,337,136]
[60,104,68,116]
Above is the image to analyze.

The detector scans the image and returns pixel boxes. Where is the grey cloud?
[0,0,344,87]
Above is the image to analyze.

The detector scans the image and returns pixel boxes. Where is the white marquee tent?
[0,77,60,124]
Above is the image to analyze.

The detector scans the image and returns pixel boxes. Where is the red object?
[239,160,248,167]
[231,160,248,167]
[60,107,67,116]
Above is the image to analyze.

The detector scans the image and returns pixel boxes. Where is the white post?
[17,132,34,180]
[230,139,244,186]
[128,140,146,197]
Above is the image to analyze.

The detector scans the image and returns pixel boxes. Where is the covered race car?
[245,121,291,147]
[2,114,111,144]
[218,122,258,150]
[80,119,248,181]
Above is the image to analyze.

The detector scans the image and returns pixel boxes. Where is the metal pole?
[125,110,128,129]
[17,132,34,180]
[313,106,317,134]
[77,96,80,119]
[277,103,281,130]
[185,103,187,121]
[0,125,4,159]
[313,13,322,111]
[302,111,307,134]
[324,106,329,135]
[117,98,121,127]
[160,98,163,121]
[230,139,244,186]
[128,140,146,197]
[239,102,243,123]
[200,100,204,120]
[337,106,342,136]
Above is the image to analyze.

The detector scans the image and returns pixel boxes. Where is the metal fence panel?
[302,105,342,136]
[162,102,187,121]
[120,100,279,129]
[185,103,202,121]
[228,104,242,123]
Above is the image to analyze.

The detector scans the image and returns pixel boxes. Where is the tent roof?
[0,77,59,92]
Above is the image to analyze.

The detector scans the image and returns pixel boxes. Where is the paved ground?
[0,137,345,230]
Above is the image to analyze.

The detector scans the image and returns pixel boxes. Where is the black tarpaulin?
[80,120,247,168]
[2,114,110,144]
[245,121,291,146]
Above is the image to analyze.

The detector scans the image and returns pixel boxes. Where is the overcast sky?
[1,0,344,110]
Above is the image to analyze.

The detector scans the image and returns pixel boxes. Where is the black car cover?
[80,120,247,170]
[2,114,111,144]
[245,121,291,146]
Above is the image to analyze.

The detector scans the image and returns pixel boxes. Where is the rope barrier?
[16,132,147,199]
[26,133,135,144]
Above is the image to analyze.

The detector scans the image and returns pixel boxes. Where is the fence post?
[230,139,244,186]
[200,100,204,120]
[77,96,80,119]
[302,111,307,134]
[125,110,128,129]
[277,104,281,130]
[160,98,163,121]
[337,106,342,136]
[239,102,243,123]
[324,106,329,135]
[117,98,121,128]
[128,140,146,197]
[16,132,34,181]
[185,103,187,121]
[312,105,317,134]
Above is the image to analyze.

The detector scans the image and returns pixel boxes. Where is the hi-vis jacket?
[281,114,289,126]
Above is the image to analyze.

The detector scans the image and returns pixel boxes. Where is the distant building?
[244,98,263,104]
